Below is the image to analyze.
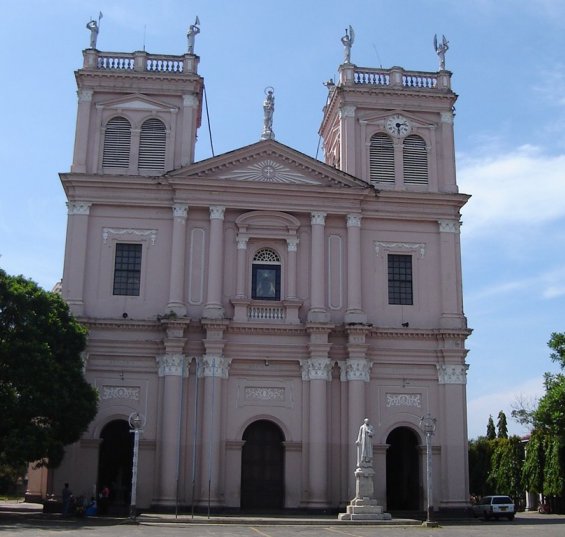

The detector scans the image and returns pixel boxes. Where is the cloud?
[458,145,565,236]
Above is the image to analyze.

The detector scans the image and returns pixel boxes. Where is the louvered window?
[139,118,166,170]
[369,133,395,184]
[403,135,428,185]
[252,248,281,301]
[102,117,131,168]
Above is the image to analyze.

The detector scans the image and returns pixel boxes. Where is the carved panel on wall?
[385,393,422,408]
[220,159,319,185]
[237,380,293,408]
[101,385,140,401]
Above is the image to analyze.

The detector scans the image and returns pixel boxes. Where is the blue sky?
[1,0,564,439]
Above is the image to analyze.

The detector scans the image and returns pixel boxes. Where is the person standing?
[62,483,72,515]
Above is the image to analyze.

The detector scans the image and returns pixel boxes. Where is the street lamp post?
[419,413,437,527]
[128,412,145,521]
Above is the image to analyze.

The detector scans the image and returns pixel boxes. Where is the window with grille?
[403,135,428,185]
[102,117,131,168]
[252,248,281,300]
[139,118,166,170]
[388,254,413,305]
[369,133,395,184]
[113,243,142,296]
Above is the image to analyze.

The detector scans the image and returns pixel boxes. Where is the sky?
[1,0,564,440]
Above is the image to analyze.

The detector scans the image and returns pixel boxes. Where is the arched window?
[369,133,394,184]
[138,118,166,170]
[403,135,428,185]
[252,248,281,301]
[102,116,131,168]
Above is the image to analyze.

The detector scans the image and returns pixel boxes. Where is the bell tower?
[319,54,458,194]
[70,42,203,176]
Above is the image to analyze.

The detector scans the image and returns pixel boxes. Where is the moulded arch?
[235,211,300,240]
[379,419,425,446]
[237,414,290,442]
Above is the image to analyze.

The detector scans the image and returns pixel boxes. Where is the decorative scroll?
[244,387,285,402]
[101,386,140,401]
[102,227,157,245]
[385,393,422,408]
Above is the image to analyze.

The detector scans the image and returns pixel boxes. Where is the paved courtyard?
[1,510,565,537]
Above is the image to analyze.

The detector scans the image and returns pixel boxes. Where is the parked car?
[472,495,516,520]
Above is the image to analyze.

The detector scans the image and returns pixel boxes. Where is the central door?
[386,427,421,511]
[241,420,285,511]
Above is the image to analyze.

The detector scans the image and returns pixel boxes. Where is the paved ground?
[1,501,565,537]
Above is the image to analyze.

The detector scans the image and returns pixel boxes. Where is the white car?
[472,495,516,520]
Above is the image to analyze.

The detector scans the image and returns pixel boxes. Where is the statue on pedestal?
[434,34,449,70]
[261,87,275,140]
[356,418,374,467]
[341,25,355,64]
[187,16,201,54]
[86,12,102,50]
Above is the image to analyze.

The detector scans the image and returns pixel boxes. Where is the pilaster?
[203,206,225,319]
[308,212,329,322]
[166,203,189,316]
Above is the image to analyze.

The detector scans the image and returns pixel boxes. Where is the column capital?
[172,203,189,220]
[67,201,92,215]
[437,363,468,384]
[287,238,299,251]
[346,214,362,227]
[210,206,225,220]
[237,237,249,250]
[311,212,327,225]
[156,353,190,377]
[183,94,199,107]
[339,104,356,118]
[77,89,93,102]
[300,357,332,381]
[198,355,232,379]
[438,220,460,233]
[345,358,372,382]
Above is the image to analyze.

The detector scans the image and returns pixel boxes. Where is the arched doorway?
[97,419,133,512]
[240,420,285,511]
[386,427,421,511]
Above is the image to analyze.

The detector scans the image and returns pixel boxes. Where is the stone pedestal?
[338,467,391,521]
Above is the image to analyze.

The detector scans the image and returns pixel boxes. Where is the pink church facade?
[27,30,471,515]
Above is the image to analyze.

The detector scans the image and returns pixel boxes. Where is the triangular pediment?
[168,139,370,190]
[99,93,177,112]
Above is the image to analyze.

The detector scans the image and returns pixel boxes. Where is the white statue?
[341,25,355,64]
[187,16,201,54]
[434,34,449,70]
[356,418,374,467]
[86,12,102,49]
[261,87,275,140]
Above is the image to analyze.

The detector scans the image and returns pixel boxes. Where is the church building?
[27,22,471,515]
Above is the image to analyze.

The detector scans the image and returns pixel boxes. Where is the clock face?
[386,114,412,137]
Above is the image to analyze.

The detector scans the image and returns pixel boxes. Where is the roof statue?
[187,16,201,54]
[261,87,275,140]
[434,34,449,70]
[86,12,102,49]
[341,25,355,64]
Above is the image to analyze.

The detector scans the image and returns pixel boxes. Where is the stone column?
[198,321,229,505]
[339,105,356,176]
[302,326,333,508]
[63,201,92,316]
[235,237,248,298]
[166,203,189,315]
[344,326,371,499]
[438,220,465,328]
[308,212,329,322]
[181,94,199,166]
[198,353,231,505]
[345,214,366,323]
[437,363,470,510]
[154,319,190,505]
[203,206,225,319]
[286,238,299,299]
[155,352,189,505]
[71,89,93,173]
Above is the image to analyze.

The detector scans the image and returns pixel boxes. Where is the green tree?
[522,430,545,494]
[488,436,524,499]
[497,410,509,439]
[0,269,98,469]
[486,415,496,440]
[469,437,493,497]
[548,332,565,368]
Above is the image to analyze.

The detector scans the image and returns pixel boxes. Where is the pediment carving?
[218,159,320,185]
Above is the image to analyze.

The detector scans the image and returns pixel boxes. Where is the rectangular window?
[388,254,413,305]
[113,243,142,296]
[252,264,281,301]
